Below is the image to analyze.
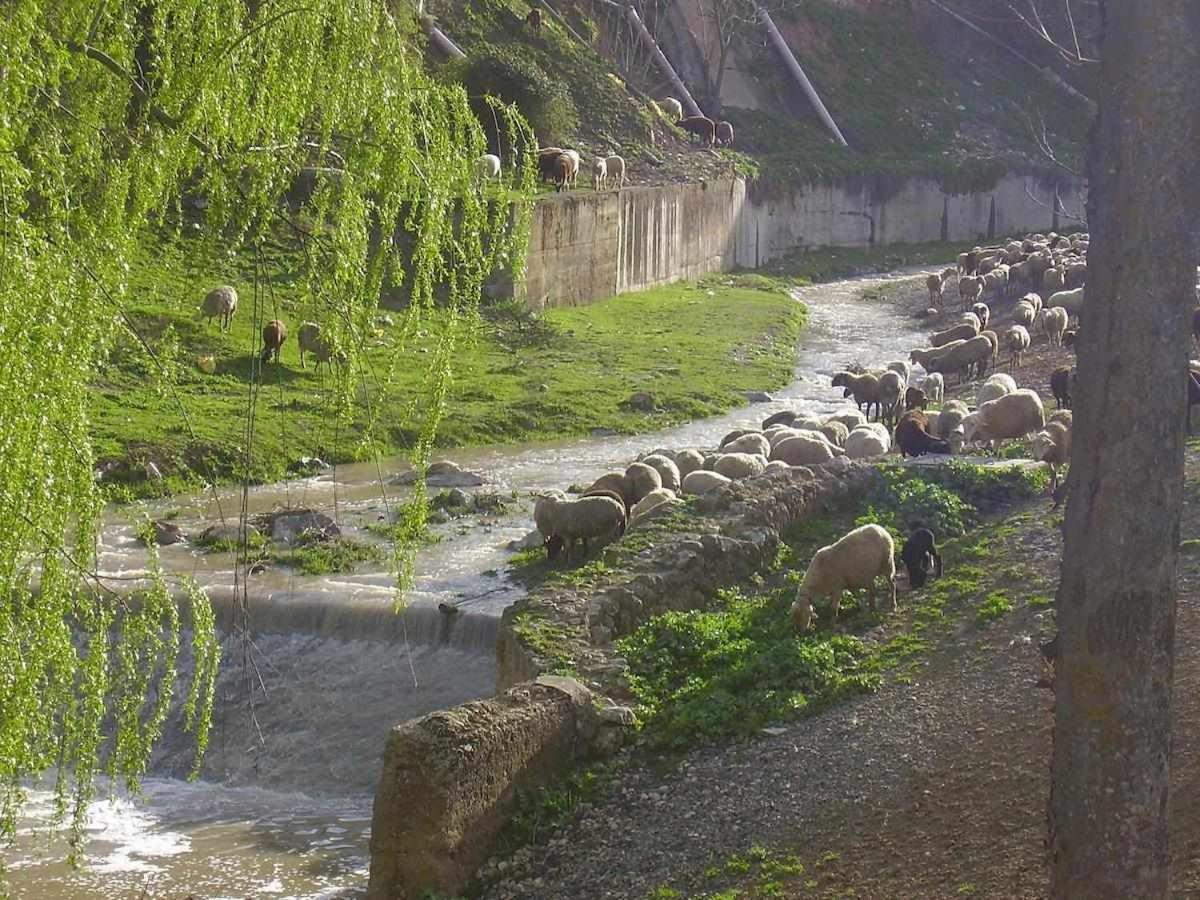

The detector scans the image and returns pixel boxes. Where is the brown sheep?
[1050,365,1074,409]
[904,386,928,410]
[930,321,978,347]
[895,410,952,458]
[298,321,338,370]
[552,153,574,192]
[715,120,734,146]
[677,115,716,147]
[925,273,944,308]
[536,147,564,183]
[831,371,883,420]
[260,320,287,363]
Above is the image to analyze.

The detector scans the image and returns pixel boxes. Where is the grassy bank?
[92,233,806,497]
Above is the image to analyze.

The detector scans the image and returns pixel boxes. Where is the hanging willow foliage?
[0,0,534,853]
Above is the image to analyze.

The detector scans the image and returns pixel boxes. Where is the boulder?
[392,460,485,488]
[265,509,340,544]
[625,391,656,412]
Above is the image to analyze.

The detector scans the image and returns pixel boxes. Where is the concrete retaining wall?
[519,172,1085,308]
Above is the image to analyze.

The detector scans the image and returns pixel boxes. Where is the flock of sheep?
[532,228,1093,638]
[200,285,340,368]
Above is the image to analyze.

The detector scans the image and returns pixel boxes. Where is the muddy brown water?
[6,272,935,899]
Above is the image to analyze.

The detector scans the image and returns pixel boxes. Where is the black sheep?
[1050,366,1073,409]
[894,411,951,458]
[901,528,943,589]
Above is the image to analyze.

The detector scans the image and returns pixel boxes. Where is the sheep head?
[790,594,814,633]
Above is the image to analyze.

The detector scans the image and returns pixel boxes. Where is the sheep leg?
[829,590,842,621]
[888,575,897,612]
[933,550,943,579]
[866,582,877,614]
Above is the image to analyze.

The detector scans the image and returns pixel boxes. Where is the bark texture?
[1050,1,1200,897]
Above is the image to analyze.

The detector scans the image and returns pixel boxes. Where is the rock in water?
[626,391,657,412]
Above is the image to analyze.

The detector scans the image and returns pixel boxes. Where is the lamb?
[1005,325,1031,369]
[926,272,944,308]
[260,319,287,363]
[901,528,943,589]
[592,157,607,191]
[932,399,969,440]
[894,411,951,458]
[639,454,682,492]
[605,155,626,189]
[958,275,984,309]
[960,389,1046,449]
[1013,298,1037,330]
[714,452,767,480]
[921,372,944,403]
[474,153,501,182]
[931,321,979,347]
[682,469,732,495]
[715,120,735,146]
[677,115,716,147]
[972,302,990,330]
[722,432,772,458]
[623,462,662,505]
[845,424,890,459]
[790,524,896,632]
[819,420,849,447]
[904,386,928,410]
[659,97,684,122]
[1031,420,1072,492]
[1050,365,1074,409]
[535,494,626,562]
[201,285,238,331]
[976,372,1016,407]
[772,433,841,465]
[877,370,905,426]
[297,321,336,370]
[940,266,959,284]
[831,371,883,420]
[1039,306,1069,346]
[674,449,706,478]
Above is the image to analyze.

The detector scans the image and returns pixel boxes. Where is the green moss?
[509,612,578,676]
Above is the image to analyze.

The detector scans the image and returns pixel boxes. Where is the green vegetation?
[96,264,805,497]
[756,240,979,286]
[976,592,1015,626]
[495,764,615,853]
[271,535,385,576]
[509,612,579,677]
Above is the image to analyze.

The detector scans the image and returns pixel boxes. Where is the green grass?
[976,591,1014,626]
[271,535,385,575]
[93,232,805,497]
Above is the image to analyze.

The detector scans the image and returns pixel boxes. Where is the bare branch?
[1023,182,1087,224]
[1006,1,1099,65]
[1024,106,1081,177]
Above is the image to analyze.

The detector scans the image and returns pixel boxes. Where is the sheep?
[926,272,944,308]
[772,433,840,465]
[682,469,731,495]
[845,424,890,459]
[525,8,542,29]
[674,449,706,478]
[831,371,883,420]
[591,157,607,191]
[677,115,716,147]
[551,153,573,192]
[605,155,626,189]
[931,321,979,347]
[979,329,999,372]
[894,410,951,458]
[886,360,912,384]
[901,528,943,589]
[959,312,981,332]
[762,410,798,429]
[1050,366,1074,409]
[790,524,896,632]
[1043,267,1066,295]
[826,409,867,431]
[715,120,735,146]
[1031,420,1072,492]
[1022,292,1043,315]
[640,454,682,492]
[536,147,565,182]
[474,153,501,182]
[960,389,1046,450]
[1005,325,1031,369]
[910,340,965,373]
[819,420,849,447]
[904,386,928,410]
[297,321,336,370]
[932,399,970,440]
[588,473,631,511]
[201,285,238,331]
[1039,306,1069,346]
[628,488,680,529]
[1013,298,1037,330]
[877,370,905,426]
[972,302,990,330]
[934,335,994,383]
[921,372,944,403]
[940,266,959,284]
[1048,287,1085,321]
[660,97,684,123]
[562,150,581,188]
[260,319,287,363]
[722,432,772,458]
[623,462,662,505]
[535,494,626,562]
[958,275,984,309]
[982,264,1009,298]
[977,373,1016,407]
[714,452,767,480]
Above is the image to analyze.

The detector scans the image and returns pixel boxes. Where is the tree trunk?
[1050,2,1200,897]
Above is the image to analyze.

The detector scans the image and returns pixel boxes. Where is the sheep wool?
[791,524,897,632]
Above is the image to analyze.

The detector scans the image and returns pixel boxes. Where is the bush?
[448,46,578,147]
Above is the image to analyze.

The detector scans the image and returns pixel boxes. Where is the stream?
[4,271,932,899]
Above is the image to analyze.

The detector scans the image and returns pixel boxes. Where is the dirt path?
[480,288,1200,898]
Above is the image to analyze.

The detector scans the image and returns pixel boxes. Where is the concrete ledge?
[366,676,597,899]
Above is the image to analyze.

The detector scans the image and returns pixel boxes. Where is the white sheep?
[624,462,662,504]
[605,154,626,189]
[1038,306,1069,346]
[886,360,912,384]
[721,432,771,458]
[297,321,338,370]
[921,372,944,403]
[819,420,849,447]
[1031,420,1071,492]
[592,157,607,191]
[561,149,581,189]
[201,285,238,331]
[976,373,1016,407]
[534,493,625,561]
[932,399,970,440]
[959,312,981,332]
[877,370,905,424]
[1048,287,1085,321]
[972,302,990,330]
[960,389,1046,450]
[790,523,897,632]
[628,487,680,529]
[682,470,731,495]
[640,454,682,492]
[1013,298,1037,330]
[825,409,867,431]
[674,449,706,478]
[845,424,889,459]
[474,153,501,182]
[1005,325,1031,369]
[659,97,684,122]
[713,452,767,480]
[771,433,841,465]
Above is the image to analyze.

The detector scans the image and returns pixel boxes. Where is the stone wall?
[519,172,1085,308]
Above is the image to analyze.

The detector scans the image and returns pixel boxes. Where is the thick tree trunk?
[1050,2,1200,897]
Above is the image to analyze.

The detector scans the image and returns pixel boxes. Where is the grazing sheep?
[982,264,1009,298]
[297,321,336,370]
[959,312,982,332]
[260,319,287,363]
[895,411,951,458]
[1039,306,1069,346]
[831,371,883,419]
[628,488,680,529]
[790,524,897,632]
[1031,420,1072,492]
[958,275,984,309]
[201,285,238,331]
[845,424,890,459]
[826,409,868,431]
[910,341,965,373]
[886,360,912,384]
[1050,366,1074,409]
[714,452,767,480]
[935,335,994,383]
[551,152,573,192]
[877,370,906,426]
[536,494,626,562]
[1005,325,1031,369]
[605,155,626,189]
[474,153,501,182]
[592,157,607,191]
[588,473,631,511]
[640,454,682,493]
[926,272,944,308]
[977,373,1016,407]
[715,120,735,146]
[772,433,841,465]
[623,462,662,505]
[904,386,928,410]
[722,432,772,458]
[901,528,943,589]
[1013,299,1037,330]
[1020,291,1043,315]
[660,97,684,122]
[819,420,849,447]
[931,321,979,347]
[682,469,731,495]
[674,449,706,478]
[677,115,716,147]
[960,389,1046,449]
[932,399,970,440]
[972,302,990,330]
[921,372,944,403]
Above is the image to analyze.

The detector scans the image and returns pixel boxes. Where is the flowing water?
[5,272,933,898]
